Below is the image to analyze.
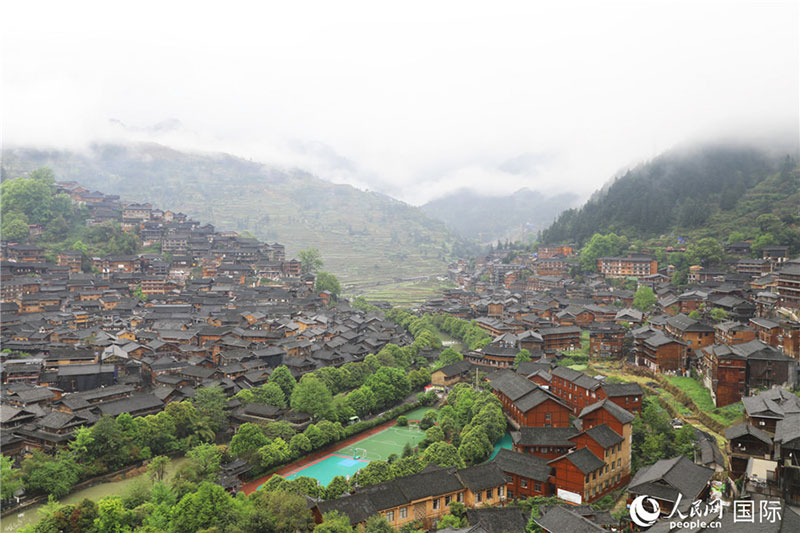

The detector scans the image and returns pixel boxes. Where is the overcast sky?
[2,0,798,205]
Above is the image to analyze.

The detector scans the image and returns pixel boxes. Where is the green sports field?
[338,425,427,461]
[402,406,438,421]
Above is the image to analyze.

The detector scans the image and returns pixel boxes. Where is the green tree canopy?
[291,375,334,419]
[513,349,532,370]
[298,248,323,273]
[315,271,342,300]
[632,286,657,312]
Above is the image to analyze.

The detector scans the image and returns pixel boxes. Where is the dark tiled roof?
[582,424,623,449]
[578,399,635,424]
[600,382,643,397]
[489,371,538,401]
[456,462,507,492]
[535,506,606,533]
[491,448,551,482]
[513,426,577,447]
[551,447,604,474]
[466,507,528,533]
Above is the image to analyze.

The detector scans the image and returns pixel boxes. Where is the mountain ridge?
[421,187,578,244]
[1,142,480,284]
[540,143,800,249]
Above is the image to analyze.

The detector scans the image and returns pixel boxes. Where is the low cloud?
[2,1,797,206]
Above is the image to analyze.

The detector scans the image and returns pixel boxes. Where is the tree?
[365,514,394,533]
[291,375,334,419]
[688,310,701,319]
[346,386,376,417]
[298,248,323,274]
[687,238,724,265]
[353,460,393,487]
[259,438,290,468]
[437,514,465,530]
[88,415,127,469]
[94,496,131,533]
[579,233,629,272]
[133,284,148,302]
[171,482,238,533]
[365,367,411,408]
[421,442,464,468]
[246,490,315,533]
[419,410,438,430]
[325,476,352,500]
[424,425,445,444]
[230,423,269,461]
[289,433,313,456]
[315,511,354,533]
[710,308,729,322]
[147,455,171,482]
[458,427,492,465]
[437,347,463,367]
[513,349,532,370]
[633,286,657,312]
[1,455,23,500]
[396,416,408,427]
[1,216,29,242]
[315,271,342,300]
[186,443,222,482]
[269,365,297,398]
[193,386,227,432]
[23,451,80,498]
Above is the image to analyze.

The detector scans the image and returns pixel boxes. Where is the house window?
[433,498,440,510]
[521,479,528,488]
[445,495,451,506]
[400,508,407,519]
[498,487,504,497]
[617,459,621,468]
[534,482,542,492]
[457,493,464,503]
[476,492,483,503]
[486,488,493,499]
[387,511,394,522]
[586,474,590,483]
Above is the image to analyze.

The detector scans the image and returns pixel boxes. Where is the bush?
[397,416,408,427]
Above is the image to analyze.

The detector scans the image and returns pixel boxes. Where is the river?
[1,457,187,532]
[436,328,466,353]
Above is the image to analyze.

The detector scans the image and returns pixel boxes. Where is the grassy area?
[346,279,456,306]
[665,376,743,424]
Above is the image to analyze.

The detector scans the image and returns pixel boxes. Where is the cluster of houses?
[0,185,422,495]
[723,387,800,507]
[428,245,800,412]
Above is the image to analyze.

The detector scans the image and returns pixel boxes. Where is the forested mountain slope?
[540,144,799,248]
[1,143,478,283]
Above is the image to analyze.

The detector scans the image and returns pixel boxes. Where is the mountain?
[1,143,479,284]
[421,188,577,243]
[540,143,800,247]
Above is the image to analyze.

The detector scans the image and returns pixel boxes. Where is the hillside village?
[2,173,800,533]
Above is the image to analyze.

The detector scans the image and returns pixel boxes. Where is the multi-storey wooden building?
[490,371,571,428]
[596,256,657,279]
[777,261,800,308]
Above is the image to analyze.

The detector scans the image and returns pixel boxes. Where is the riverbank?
[1,458,187,532]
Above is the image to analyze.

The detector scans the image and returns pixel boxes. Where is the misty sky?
[3,0,798,205]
